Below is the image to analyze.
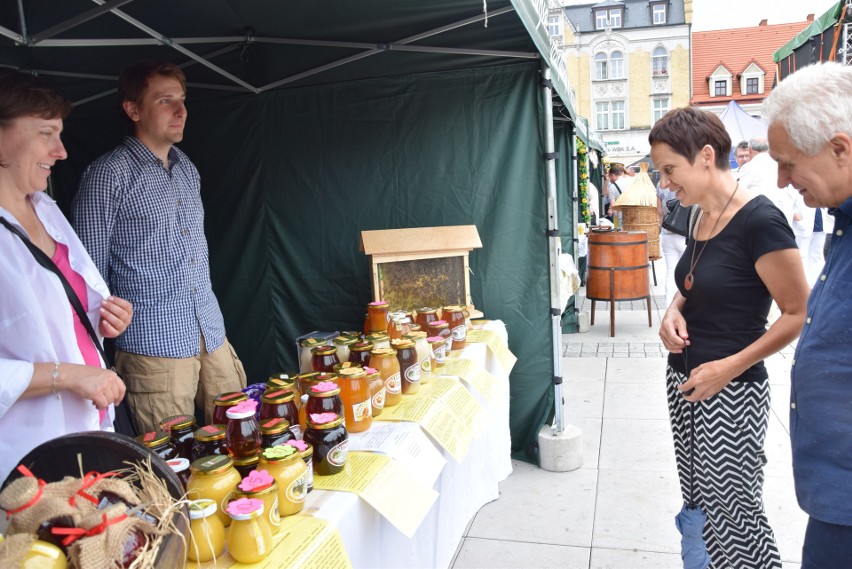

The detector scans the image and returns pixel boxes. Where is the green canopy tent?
[0,0,586,462]
[774,0,849,81]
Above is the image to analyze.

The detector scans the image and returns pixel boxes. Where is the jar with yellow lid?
[20,540,67,568]
[303,413,349,475]
[405,331,432,385]
[232,470,280,534]
[187,455,242,527]
[260,417,295,448]
[260,446,308,516]
[443,305,467,350]
[186,498,225,562]
[159,414,196,461]
[259,388,299,427]
[265,373,297,397]
[135,430,178,462]
[311,345,340,373]
[212,391,248,425]
[392,338,420,394]
[414,307,439,328]
[295,371,318,400]
[299,338,327,373]
[225,498,273,564]
[286,439,314,493]
[332,335,357,365]
[370,347,401,407]
[232,453,260,479]
[332,360,362,373]
[348,340,373,366]
[365,332,390,350]
[192,424,227,461]
[337,367,372,433]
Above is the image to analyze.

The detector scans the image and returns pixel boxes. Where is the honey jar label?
[269,496,281,526]
[352,399,372,422]
[371,388,386,410]
[404,364,421,384]
[433,346,447,364]
[327,440,349,467]
[386,373,401,394]
[289,425,302,440]
[420,357,431,374]
[451,325,466,342]
[286,473,308,503]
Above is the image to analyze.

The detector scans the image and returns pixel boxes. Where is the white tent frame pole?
[540,63,564,435]
[90,0,259,94]
[30,0,136,45]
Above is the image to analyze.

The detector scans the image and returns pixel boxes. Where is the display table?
[304,320,513,569]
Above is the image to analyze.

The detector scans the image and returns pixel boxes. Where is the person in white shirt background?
[738,136,798,226]
[791,198,834,287]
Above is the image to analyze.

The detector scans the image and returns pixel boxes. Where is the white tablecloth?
[307,320,513,569]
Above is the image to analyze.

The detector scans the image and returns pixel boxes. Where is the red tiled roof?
[692,21,811,105]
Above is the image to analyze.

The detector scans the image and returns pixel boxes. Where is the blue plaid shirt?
[72,136,226,358]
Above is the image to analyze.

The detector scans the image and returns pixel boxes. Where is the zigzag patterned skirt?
[666,365,781,569]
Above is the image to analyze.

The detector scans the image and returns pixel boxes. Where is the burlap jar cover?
[65,503,161,569]
[0,466,79,535]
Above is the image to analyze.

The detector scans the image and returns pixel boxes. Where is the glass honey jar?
[186,455,242,527]
[192,424,228,461]
[299,338,327,373]
[311,345,340,373]
[303,413,349,476]
[428,335,448,371]
[186,499,226,562]
[364,366,385,418]
[306,381,345,418]
[233,453,261,479]
[226,399,261,459]
[225,498,273,564]
[136,430,178,462]
[414,307,439,328]
[286,439,314,493]
[348,340,374,366]
[405,331,432,385]
[232,470,280,535]
[260,417,296,448]
[365,332,390,349]
[443,305,467,350]
[211,391,248,425]
[265,374,297,396]
[366,300,390,333]
[159,414,196,461]
[332,335,356,365]
[260,446,308,516]
[336,367,372,433]
[370,347,401,407]
[259,388,299,425]
[392,338,420,394]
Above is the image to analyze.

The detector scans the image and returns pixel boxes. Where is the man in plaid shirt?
[73,61,246,433]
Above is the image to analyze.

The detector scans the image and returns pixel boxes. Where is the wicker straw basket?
[620,206,660,259]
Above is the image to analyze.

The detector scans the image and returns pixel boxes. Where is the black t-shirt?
[669,195,797,381]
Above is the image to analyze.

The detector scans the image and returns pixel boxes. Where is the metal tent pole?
[540,63,564,435]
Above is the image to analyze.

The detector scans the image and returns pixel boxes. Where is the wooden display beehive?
[613,164,661,259]
[360,225,482,314]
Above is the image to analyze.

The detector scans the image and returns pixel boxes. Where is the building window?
[714,80,727,96]
[594,8,623,30]
[653,98,670,123]
[652,47,668,76]
[652,3,667,25]
[745,77,759,94]
[595,101,625,131]
[595,52,608,80]
[547,15,561,37]
[610,51,624,79]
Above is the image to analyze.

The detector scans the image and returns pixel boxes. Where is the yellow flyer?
[439,358,500,402]
[375,394,473,461]
[312,452,437,537]
[464,329,517,373]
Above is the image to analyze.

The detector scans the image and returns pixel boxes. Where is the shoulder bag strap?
[686,205,701,245]
[0,216,109,366]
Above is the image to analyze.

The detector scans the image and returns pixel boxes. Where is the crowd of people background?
[1,57,851,568]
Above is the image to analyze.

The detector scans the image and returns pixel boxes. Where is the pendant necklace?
[684,183,739,291]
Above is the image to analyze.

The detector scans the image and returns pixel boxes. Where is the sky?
[691,0,839,31]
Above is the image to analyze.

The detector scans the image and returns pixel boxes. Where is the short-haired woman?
[652,107,808,568]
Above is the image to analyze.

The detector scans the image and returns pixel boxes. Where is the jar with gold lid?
[365,332,390,350]
[414,307,439,328]
[311,345,340,373]
[265,373,297,396]
[192,424,228,461]
[306,381,345,418]
[159,414,196,461]
[211,391,248,425]
[364,366,385,417]
[259,417,295,448]
[348,340,374,366]
[370,347,401,407]
[303,413,349,475]
[332,335,357,365]
[443,305,467,350]
[405,331,432,385]
[366,300,390,333]
[286,439,314,492]
[186,498,226,562]
[233,454,261,479]
[259,388,299,426]
[337,367,372,433]
[187,455,242,527]
[392,338,420,394]
[232,470,280,534]
[299,338,327,373]
[226,498,273,564]
[260,446,308,516]
[136,430,178,462]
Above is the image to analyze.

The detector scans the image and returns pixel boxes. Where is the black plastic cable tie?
[550,308,561,316]
[552,375,563,385]
[545,229,560,237]
[544,151,559,161]
[540,77,553,89]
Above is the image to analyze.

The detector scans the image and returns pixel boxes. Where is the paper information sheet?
[465,328,517,373]
[347,421,446,486]
[312,451,438,537]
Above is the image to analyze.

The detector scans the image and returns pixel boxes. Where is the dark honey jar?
[192,424,228,461]
[260,417,296,448]
[303,413,348,476]
[159,414,197,461]
[212,391,248,425]
[136,430,178,461]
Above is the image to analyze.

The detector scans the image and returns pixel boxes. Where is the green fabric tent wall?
[56,61,559,461]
